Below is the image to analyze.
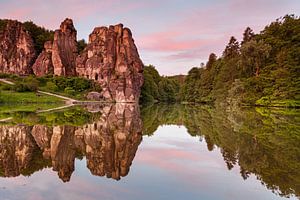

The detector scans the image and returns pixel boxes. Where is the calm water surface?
[0,104,299,200]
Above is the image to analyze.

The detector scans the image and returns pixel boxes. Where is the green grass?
[0,90,64,104]
[0,89,65,120]
[39,86,87,100]
[0,103,63,120]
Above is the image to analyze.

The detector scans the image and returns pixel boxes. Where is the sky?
[0,0,299,75]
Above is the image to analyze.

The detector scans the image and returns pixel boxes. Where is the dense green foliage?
[38,76,101,99]
[23,21,54,54]
[181,15,300,107]
[0,19,8,34]
[77,39,87,53]
[140,65,181,103]
[0,74,101,100]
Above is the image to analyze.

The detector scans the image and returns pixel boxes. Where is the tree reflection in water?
[141,104,300,198]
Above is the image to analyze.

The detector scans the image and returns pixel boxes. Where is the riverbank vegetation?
[181,15,300,108]
[140,65,182,103]
[0,74,101,100]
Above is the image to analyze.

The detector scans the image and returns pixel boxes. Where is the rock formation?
[76,24,144,102]
[0,18,144,102]
[52,18,77,76]
[0,20,36,75]
[32,41,54,76]
[0,125,35,177]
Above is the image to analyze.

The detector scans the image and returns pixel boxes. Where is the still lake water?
[0,103,299,200]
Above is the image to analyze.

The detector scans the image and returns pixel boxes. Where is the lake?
[0,103,299,200]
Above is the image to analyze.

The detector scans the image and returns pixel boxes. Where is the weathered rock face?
[52,18,77,76]
[32,41,54,76]
[76,24,144,102]
[0,20,36,75]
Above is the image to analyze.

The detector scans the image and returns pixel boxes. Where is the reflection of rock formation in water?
[77,104,142,180]
[31,125,52,158]
[0,104,142,182]
[0,125,35,177]
[51,126,77,182]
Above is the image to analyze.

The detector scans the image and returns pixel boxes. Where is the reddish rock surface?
[32,41,54,76]
[0,20,36,75]
[76,24,144,102]
[0,18,144,102]
[52,18,77,76]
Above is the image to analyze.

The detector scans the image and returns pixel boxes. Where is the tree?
[23,21,54,54]
[77,39,87,53]
[241,27,255,45]
[206,53,217,70]
[223,36,240,59]
[241,40,271,77]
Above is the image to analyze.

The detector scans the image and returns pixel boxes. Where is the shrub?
[1,84,13,91]
[14,83,33,92]
[64,87,76,96]
[45,81,58,92]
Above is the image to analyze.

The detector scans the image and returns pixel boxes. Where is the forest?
[141,15,300,107]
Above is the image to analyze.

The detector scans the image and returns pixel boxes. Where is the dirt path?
[0,78,77,103]
[0,78,116,117]
[0,78,80,117]
[0,79,15,85]
[36,104,75,113]
[37,90,77,103]
[0,117,13,122]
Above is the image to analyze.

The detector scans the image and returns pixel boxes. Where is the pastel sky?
[0,0,299,75]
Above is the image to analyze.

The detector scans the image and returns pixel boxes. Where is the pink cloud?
[0,0,150,30]
[136,146,224,176]
[141,37,206,52]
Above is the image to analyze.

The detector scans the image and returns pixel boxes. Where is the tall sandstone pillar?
[76,24,144,103]
[52,18,77,76]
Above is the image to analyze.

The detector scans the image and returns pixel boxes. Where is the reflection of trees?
[141,104,300,198]
[0,104,142,182]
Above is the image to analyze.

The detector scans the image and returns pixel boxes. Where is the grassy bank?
[0,90,64,104]
[0,74,101,100]
[0,81,65,119]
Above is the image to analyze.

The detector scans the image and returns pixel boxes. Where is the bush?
[1,84,13,91]
[14,83,37,92]
[45,81,58,92]
[64,87,76,96]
